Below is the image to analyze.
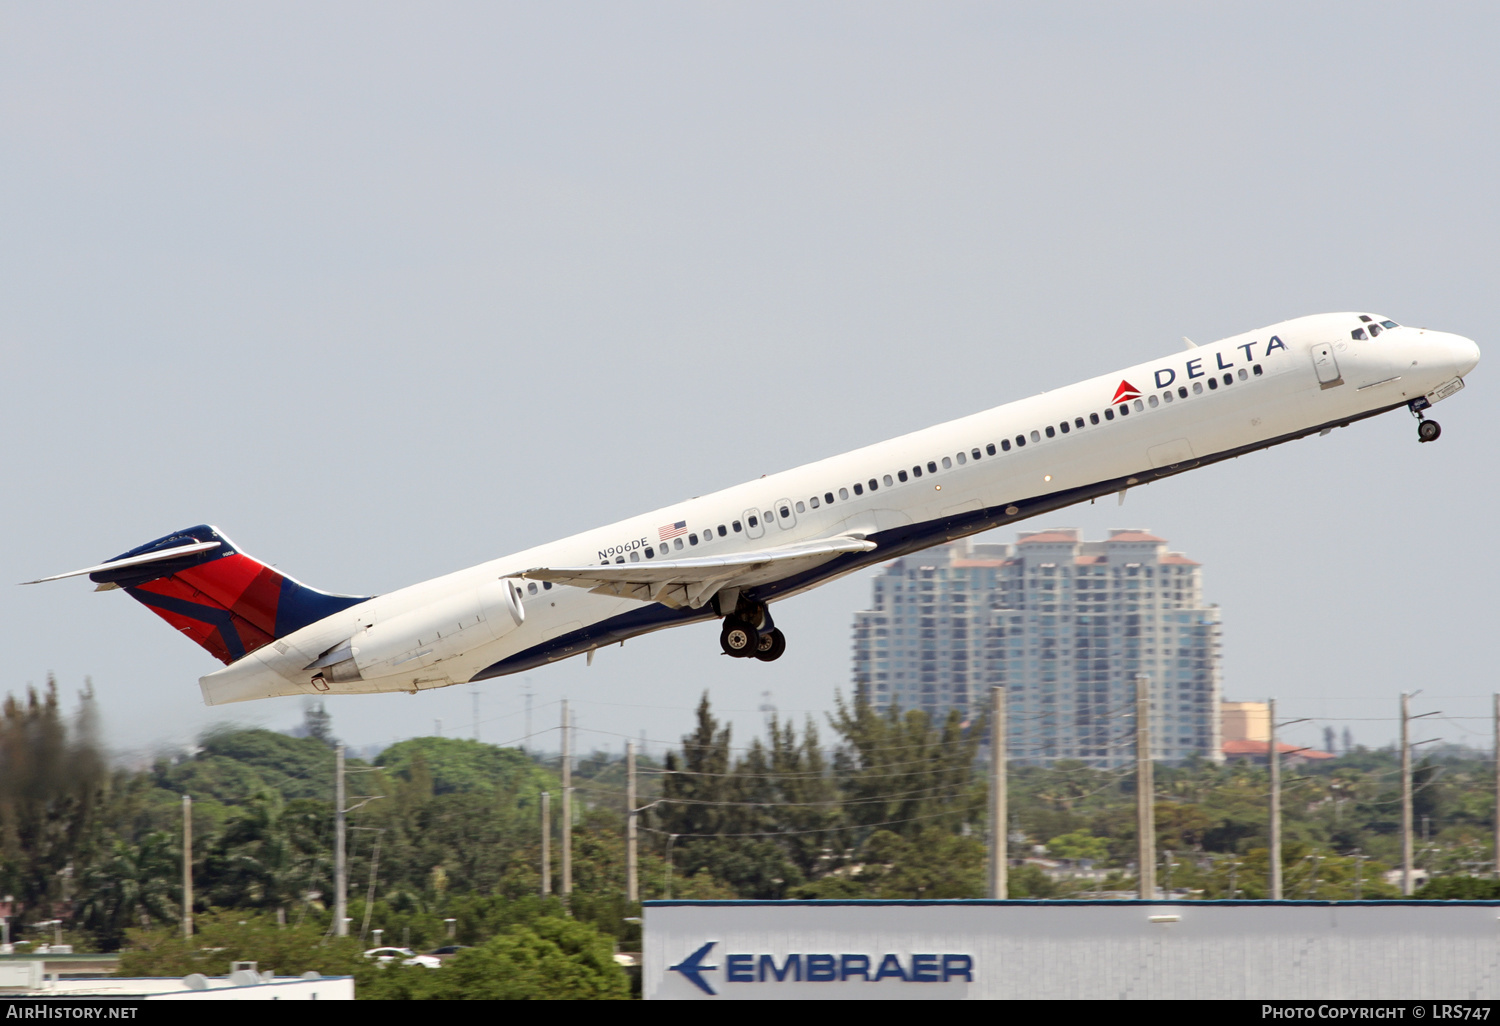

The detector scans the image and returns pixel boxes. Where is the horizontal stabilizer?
[522,535,876,608]
[21,541,221,585]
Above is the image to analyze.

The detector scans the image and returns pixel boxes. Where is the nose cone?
[1455,334,1481,377]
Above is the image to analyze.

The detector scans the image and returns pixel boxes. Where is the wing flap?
[521,535,876,608]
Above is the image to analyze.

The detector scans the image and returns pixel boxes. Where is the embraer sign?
[669,941,974,995]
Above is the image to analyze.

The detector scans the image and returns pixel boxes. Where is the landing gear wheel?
[1418,419,1441,443]
[720,619,759,658]
[754,628,787,662]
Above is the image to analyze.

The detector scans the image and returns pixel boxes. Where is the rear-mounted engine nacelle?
[311,578,525,684]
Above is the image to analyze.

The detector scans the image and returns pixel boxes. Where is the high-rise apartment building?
[850,528,1222,767]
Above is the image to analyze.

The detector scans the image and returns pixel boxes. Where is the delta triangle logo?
[1111,380,1140,405]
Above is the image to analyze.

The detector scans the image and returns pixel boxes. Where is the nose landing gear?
[1409,399,1441,443]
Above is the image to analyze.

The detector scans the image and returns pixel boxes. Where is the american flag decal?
[658,520,688,542]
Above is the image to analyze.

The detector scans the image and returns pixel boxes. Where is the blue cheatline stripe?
[642,898,1500,908]
[471,400,1410,682]
[126,587,247,662]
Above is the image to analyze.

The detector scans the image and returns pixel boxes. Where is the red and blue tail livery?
[80,526,369,665]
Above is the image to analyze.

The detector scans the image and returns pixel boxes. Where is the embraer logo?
[668,941,975,995]
[1112,380,1140,404]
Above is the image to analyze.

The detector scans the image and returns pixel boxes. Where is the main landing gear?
[1409,399,1441,443]
[717,599,786,662]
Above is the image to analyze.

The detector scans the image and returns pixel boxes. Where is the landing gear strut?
[1410,399,1441,443]
[717,596,785,661]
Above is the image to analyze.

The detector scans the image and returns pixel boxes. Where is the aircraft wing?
[520,535,877,608]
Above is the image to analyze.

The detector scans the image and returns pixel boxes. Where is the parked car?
[363,946,442,969]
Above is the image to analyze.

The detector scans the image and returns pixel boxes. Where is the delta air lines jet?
[26,313,1480,705]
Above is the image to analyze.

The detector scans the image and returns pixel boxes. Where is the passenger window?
[674,538,684,550]
[1237,368,1248,380]
[1016,434,1027,446]
[544,581,553,589]
[1207,377,1218,390]
[810,496,820,508]
[689,533,698,545]
[748,515,759,528]
[764,510,773,521]
[780,505,791,518]
[1253,364,1263,375]
[1074,418,1084,429]
[1027,430,1038,442]
[883,474,893,486]
[1178,386,1188,398]
[1193,381,1204,393]
[1148,395,1158,408]
[1132,400,1143,412]
[1060,422,1070,433]
[1351,328,1367,340]
[972,448,982,460]
[629,551,640,562]
[956,453,966,465]
[825,492,835,503]
[927,461,937,473]
[615,556,626,563]
[733,521,742,532]
[1001,439,1012,451]
[644,548,654,559]
[1045,426,1055,438]
[1369,324,1382,336]
[1163,392,1173,403]
[718,525,727,536]
[940,457,951,469]
[898,470,908,482]
[1223,373,1232,385]
[986,443,996,456]
[1104,409,1114,421]
[865,479,876,491]
[839,488,849,500]
[1090,413,1100,425]
[795,501,805,513]
[853,483,864,495]
[911,466,922,478]
[528,582,539,594]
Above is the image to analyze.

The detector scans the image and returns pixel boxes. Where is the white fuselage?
[200,313,1480,705]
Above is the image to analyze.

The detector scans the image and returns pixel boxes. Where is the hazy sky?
[3,2,1496,763]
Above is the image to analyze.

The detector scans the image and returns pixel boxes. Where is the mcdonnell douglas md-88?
[26,313,1480,705]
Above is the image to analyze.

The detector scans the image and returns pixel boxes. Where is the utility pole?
[989,686,1007,899]
[626,740,639,903]
[561,700,572,898]
[1402,692,1413,896]
[181,795,193,937]
[1269,697,1282,900]
[1494,695,1500,881]
[540,791,551,896]
[1135,674,1155,900]
[335,745,347,936]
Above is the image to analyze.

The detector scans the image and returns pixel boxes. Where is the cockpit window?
[1369,324,1382,336]
[1351,328,1367,340]
[1380,320,1398,328]
[1359,315,1372,323]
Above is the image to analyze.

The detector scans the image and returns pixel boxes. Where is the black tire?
[720,619,759,657]
[754,628,787,662]
[1418,419,1441,443]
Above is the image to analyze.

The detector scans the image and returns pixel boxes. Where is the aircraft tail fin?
[31,525,370,665]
